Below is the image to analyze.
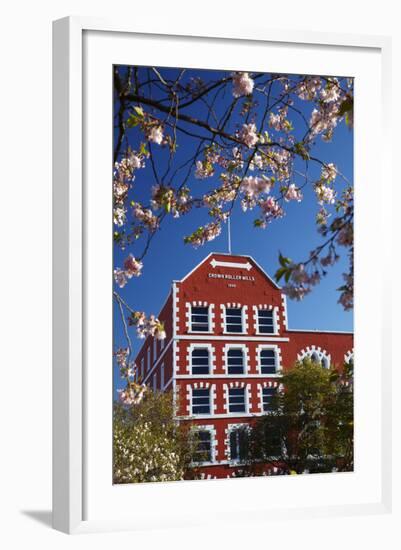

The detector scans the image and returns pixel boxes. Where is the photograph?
[112,65,354,484]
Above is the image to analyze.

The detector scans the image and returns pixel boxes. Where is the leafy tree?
[113,390,196,483]
[249,358,353,474]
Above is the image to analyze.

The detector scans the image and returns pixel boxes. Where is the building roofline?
[178,252,282,289]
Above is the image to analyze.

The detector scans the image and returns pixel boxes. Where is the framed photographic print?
[52,17,392,534]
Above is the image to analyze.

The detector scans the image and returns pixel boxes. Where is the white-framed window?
[225,307,243,333]
[192,430,213,463]
[262,387,276,411]
[190,305,210,332]
[257,308,275,334]
[192,388,211,415]
[191,347,210,375]
[227,348,245,375]
[229,425,250,462]
[260,349,277,374]
[160,362,165,390]
[228,387,247,413]
[191,425,216,464]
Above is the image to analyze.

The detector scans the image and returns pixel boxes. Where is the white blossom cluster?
[114,421,184,484]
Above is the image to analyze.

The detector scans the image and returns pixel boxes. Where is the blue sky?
[113,67,353,392]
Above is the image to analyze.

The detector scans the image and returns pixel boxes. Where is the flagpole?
[228,216,232,254]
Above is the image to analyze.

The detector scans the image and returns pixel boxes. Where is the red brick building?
[134,253,353,479]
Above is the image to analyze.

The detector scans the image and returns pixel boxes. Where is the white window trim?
[225,423,251,464]
[253,304,280,335]
[223,343,249,375]
[186,301,215,334]
[187,382,216,417]
[256,344,282,375]
[190,424,217,465]
[221,303,248,335]
[187,343,215,375]
[257,380,280,413]
[224,382,251,415]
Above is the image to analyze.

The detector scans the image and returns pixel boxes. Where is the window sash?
[192,389,211,414]
[191,307,209,332]
[191,348,210,374]
[228,388,246,412]
[262,388,276,411]
[230,429,249,461]
[193,431,212,462]
[258,310,275,333]
[225,307,243,333]
[260,349,277,374]
[227,348,245,374]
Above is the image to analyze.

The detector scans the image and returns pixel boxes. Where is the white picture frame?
[52,16,392,534]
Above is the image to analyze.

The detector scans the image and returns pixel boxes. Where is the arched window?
[227,348,245,374]
[298,347,331,369]
[191,347,210,375]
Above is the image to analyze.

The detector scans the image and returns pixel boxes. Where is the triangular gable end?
[177,252,282,290]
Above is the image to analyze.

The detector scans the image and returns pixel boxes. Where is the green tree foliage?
[113,390,196,483]
[249,358,353,474]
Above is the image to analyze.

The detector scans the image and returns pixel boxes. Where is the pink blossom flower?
[315,185,336,205]
[118,384,147,406]
[147,126,164,144]
[259,196,284,221]
[282,284,311,301]
[115,347,129,367]
[296,77,322,100]
[132,202,159,230]
[114,268,127,288]
[320,80,341,103]
[113,206,127,227]
[284,184,303,202]
[195,160,214,179]
[241,176,273,199]
[336,224,353,246]
[232,72,254,98]
[123,254,143,278]
[321,163,337,182]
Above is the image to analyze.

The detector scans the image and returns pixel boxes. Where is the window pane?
[191,348,210,374]
[193,430,212,462]
[228,349,243,357]
[191,307,209,331]
[192,389,211,414]
[192,307,208,315]
[258,310,275,333]
[230,428,249,460]
[230,431,238,460]
[226,308,241,316]
[227,349,244,374]
[229,388,246,412]
[260,349,277,374]
[262,387,277,411]
[225,308,243,332]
